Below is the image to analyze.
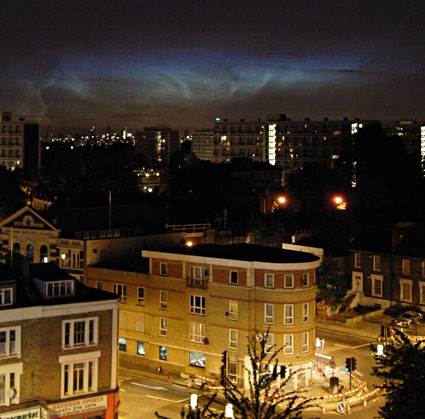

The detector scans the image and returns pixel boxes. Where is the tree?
[316,257,349,311]
[156,330,308,419]
[372,330,425,419]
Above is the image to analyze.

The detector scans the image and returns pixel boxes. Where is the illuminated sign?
[268,124,276,165]
[0,408,41,419]
[47,395,107,418]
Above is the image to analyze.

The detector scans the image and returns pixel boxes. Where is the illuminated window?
[160,291,167,309]
[137,341,145,355]
[284,274,294,288]
[159,346,167,360]
[189,323,205,343]
[229,300,238,321]
[264,274,274,288]
[284,304,294,325]
[264,304,274,324]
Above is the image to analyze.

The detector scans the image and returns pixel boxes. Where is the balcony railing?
[186,277,208,289]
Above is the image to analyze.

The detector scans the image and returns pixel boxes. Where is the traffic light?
[221,351,227,384]
[351,357,357,371]
[345,357,351,372]
[280,365,286,379]
[381,324,385,337]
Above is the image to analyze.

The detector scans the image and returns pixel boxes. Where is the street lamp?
[190,394,198,409]
[225,403,234,418]
[332,195,347,210]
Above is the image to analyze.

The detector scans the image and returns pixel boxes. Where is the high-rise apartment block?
[0,261,119,419]
[135,126,179,167]
[0,112,40,172]
[192,115,380,179]
[386,120,425,160]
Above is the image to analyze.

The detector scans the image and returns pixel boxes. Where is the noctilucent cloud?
[0,0,424,132]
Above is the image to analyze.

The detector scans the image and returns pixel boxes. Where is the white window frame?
[113,283,127,303]
[371,274,383,297]
[400,279,412,302]
[302,331,309,353]
[283,334,294,354]
[0,362,22,406]
[160,290,168,309]
[264,273,274,288]
[229,300,238,321]
[190,295,206,315]
[62,318,98,349]
[160,318,167,336]
[137,287,145,305]
[0,327,21,357]
[228,359,237,383]
[402,259,411,276]
[302,302,309,323]
[301,273,309,287]
[190,266,205,280]
[189,323,205,343]
[373,255,381,272]
[284,274,294,289]
[229,329,238,349]
[265,333,274,352]
[229,271,238,285]
[284,304,294,325]
[59,352,100,398]
[264,304,274,324]
[419,281,425,305]
[354,252,361,269]
[0,288,13,305]
[160,262,168,275]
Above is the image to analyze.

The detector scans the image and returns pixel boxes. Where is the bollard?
[363,396,367,407]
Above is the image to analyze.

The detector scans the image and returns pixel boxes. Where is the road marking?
[146,395,189,403]
[130,382,166,391]
[333,341,371,349]
[352,342,372,349]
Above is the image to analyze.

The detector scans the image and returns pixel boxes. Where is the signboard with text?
[0,407,41,419]
[47,395,107,418]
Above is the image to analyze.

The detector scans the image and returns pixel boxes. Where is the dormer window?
[0,288,13,305]
[45,280,74,298]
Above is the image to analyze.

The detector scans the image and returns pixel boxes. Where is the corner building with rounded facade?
[138,243,320,389]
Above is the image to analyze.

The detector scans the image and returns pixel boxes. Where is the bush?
[383,304,422,318]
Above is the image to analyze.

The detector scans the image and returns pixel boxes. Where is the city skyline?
[1,0,424,133]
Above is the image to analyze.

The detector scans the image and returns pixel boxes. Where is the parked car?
[393,317,412,328]
[393,311,423,328]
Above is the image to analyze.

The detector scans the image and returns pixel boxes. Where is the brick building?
[0,260,119,419]
[85,243,320,389]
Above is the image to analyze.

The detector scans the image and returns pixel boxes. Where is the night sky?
[1,0,424,133]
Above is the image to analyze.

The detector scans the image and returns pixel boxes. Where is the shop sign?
[47,395,107,418]
[0,407,41,419]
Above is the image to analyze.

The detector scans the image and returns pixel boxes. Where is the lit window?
[230,271,238,285]
[229,329,238,349]
[228,359,237,383]
[229,300,238,321]
[160,291,168,309]
[63,318,98,349]
[302,302,309,323]
[189,352,205,368]
[284,334,294,354]
[265,273,274,288]
[159,346,167,360]
[119,337,127,351]
[373,255,381,271]
[284,304,294,325]
[265,304,274,324]
[137,341,145,355]
[354,253,361,269]
[302,332,309,353]
[190,295,206,315]
[301,273,309,287]
[189,323,205,343]
[160,263,167,275]
[46,281,74,298]
[60,353,99,398]
[0,327,20,357]
[0,288,12,305]
[113,284,127,302]
[137,287,145,305]
[284,274,294,288]
[160,318,167,336]
[402,259,411,276]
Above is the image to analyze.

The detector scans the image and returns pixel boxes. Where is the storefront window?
[189,352,206,368]
[159,346,167,360]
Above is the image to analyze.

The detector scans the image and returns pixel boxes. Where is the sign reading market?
[0,407,41,419]
[47,395,107,418]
